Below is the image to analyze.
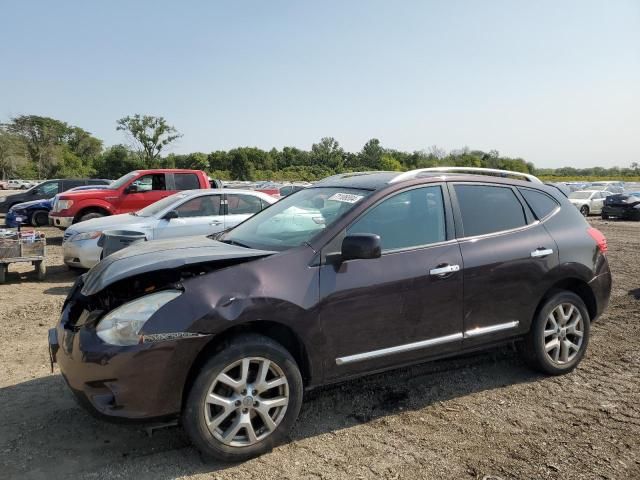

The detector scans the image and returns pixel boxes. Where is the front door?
[450,183,559,347]
[119,173,172,213]
[318,185,464,381]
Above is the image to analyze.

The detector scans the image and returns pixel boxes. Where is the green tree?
[93,144,142,179]
[359,138,384,169]
[310,137,345,170]
[116,114,182,165]
[0,130,27,179]
[229,149,255,180]
[5,115,69,178]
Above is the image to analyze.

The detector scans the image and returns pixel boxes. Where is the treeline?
[1,115,637,181]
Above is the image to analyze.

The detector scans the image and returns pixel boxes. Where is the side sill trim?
[463,321,520,338]
[335,332,463,366]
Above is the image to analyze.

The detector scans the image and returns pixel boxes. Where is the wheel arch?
[181,320,313,411]
[534,277,597,324]
[74,205,111,223]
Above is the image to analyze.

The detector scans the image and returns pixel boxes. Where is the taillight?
[587,227,608,254]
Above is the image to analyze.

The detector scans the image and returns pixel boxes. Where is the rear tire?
[601,213,609,220]
[31,210,49,227]
[580,205,589,217]
[519,291,590,375]
[182,334,303,462]
[78,212,105,223]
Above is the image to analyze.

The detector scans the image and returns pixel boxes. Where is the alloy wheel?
[203,357,289,447]
[543,303,584,365]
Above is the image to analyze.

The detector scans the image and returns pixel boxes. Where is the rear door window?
[454,184,527,237]
[174,173,200,190]
[62,179,86,190]
[226,194,264,215]
[174,195,222,217]
[133,174,166,192]
[518,188,559,220]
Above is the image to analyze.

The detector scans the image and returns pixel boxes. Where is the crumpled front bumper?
[48,293,211,421]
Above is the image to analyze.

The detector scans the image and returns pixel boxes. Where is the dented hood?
[81,235,275,296]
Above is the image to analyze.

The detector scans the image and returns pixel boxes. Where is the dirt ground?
[0,213,638,480]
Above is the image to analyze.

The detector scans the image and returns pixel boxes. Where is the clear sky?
[1,0,638,168]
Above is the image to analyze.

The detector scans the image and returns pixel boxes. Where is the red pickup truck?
[49,169,210,228]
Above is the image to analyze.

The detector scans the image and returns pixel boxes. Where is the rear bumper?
[589,270,612,321]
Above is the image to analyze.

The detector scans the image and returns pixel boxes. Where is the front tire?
[31,210,49,227]
[182,334,303,462]
[519,291,590,375]
[78,212,105,223]
[580,205,589,217]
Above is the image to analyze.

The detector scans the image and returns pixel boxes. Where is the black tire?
[580,205,589,217]
[78,212,105,223]
[182,334,303,462]
[519,291,590,375]
[31,210,49,227]
[601,213,609,220]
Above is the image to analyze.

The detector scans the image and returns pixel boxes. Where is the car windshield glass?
[221,187,370,251]
[569,192,592,199]
[136,192,190,217]
[108,172,138,190]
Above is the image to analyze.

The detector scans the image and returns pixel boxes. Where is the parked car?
[590,181,624,194]
[62,189,275,269]
[7,179,29,190]
[4,185,112,227]
[49,169,211,229]
[0,178,110,214]
[568,190,612,216]
[49,167,611,462]
[601,192,640,220]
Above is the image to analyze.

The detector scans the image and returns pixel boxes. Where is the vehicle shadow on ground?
[0,347,543,479]
[628,288,640,300]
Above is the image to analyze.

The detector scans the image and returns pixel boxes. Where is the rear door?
[319,184,464,380]
[223,193,266,229]
[153,194,224,239]
[450,183,559,346]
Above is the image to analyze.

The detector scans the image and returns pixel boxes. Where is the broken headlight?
[96,290,182,346]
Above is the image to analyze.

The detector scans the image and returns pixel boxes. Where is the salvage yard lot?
[1,217,639,479]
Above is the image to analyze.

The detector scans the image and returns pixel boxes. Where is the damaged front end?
[49,236,276,420]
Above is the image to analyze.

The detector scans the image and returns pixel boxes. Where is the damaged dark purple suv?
[49,168,612,461]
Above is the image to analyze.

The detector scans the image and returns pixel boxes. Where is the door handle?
[429,264,460,276]
[531,248,553,258]
[209,220,222,225]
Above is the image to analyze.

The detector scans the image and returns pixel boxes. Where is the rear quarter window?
[518,188,559,220]
[174,173,200,190]
[454,184,527,237]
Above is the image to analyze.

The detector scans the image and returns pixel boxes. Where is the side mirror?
[125,184,139,194]
[341,233,381,261]
[164,210,179,221]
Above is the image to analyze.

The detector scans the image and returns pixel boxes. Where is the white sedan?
[62,189,276,269]
[568,190,612,216]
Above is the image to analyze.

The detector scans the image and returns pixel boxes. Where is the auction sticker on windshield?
[328,193,364,203]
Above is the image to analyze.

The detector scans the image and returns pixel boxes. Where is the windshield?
[569,192,593,199]
[109,172,139,190]
[136,192,189,217]
[221,187,370,251]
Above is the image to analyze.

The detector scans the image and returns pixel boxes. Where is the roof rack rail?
[389,167,542,184]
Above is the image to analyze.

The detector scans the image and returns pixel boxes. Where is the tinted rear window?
[454,184,527,237]
[174,173,200,190]
[519,188,559,220]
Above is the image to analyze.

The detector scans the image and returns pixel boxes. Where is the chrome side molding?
[463,321,520,338]
[335,321,520,365]
[335,332,463,365]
